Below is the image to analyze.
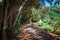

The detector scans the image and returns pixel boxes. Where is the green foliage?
[35,6,60,34]
[43,28,52,32]
[31,8,43,22]
[20,0,40,24]
[0,0,2,2]
[51,6,60,13]
[54,31,60,35]
[42,7,50,14]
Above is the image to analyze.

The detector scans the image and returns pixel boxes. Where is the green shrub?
[43,28,52,32]
[54,31,60,35]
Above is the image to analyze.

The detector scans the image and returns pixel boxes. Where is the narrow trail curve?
[13,23,60,40]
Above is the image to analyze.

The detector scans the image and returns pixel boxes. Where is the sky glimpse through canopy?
[39,0,60,7]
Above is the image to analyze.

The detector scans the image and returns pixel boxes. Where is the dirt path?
[13,23,60,40]
[49,33,60,40]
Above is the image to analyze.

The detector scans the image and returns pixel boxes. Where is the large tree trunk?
[0,1,3,40]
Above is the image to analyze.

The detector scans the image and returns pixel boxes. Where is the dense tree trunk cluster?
[1,0,40,40]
